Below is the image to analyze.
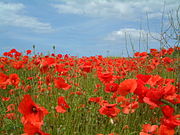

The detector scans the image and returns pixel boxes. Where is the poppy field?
[0,47,180,135]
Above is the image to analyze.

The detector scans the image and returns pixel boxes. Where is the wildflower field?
[0,47,180,135]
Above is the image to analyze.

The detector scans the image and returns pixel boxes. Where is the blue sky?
[0,0,179,57]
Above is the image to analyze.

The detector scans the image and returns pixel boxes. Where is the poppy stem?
[160,99,175,109]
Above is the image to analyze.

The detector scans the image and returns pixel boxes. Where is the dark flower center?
[32,106,38,113]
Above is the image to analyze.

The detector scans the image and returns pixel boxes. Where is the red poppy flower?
[45,74,52,86]
[143,88,164,108]
[3,52,8,56]
[0,72,9,89]
[10,49,17,53]
[22,122,50,135]
[6,104,15,112]
[39,57,56,73]
[150,49,159,56]
[98,72,114,84]
[164,94,180,105]
[56,96,70,113]
[163,84,176,95]
[41,57,55,67]
[99,100,109,106]
[117,79,137,96]
[122,101,139,114]
[134,79,148,103]
[162,57,173,64]
[136,74,151,84]
[167,48,174,55]
[140,124,158,135]
[134,52,140,57]
[160,49,167,56]
[70,91,83,95]
[80,63,92,73]
[104,83,119,93]
[161,105,174,118]
[57,54,62,58]
[55,64,69,75]
[1,96,10,101]
[9,73,20,87]
[54,77,71,90]
[146,75,162,87]
[12,61,24,69]
[89,97,102,104]
[166,67,174,72]
[4,113,16,120]
[18,95,48,128]
[116,96,127,103]
[160,114,180,129]
[157,125,174,135]
[99,103,120,118]
[14,51,22,57]
[26,50,32,55]
[0,64,6,71]
[139,52,148,57]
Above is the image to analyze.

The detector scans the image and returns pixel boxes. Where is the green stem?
[160,99,176,109]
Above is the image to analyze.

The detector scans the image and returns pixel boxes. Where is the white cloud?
[52,0,178,19]
[0,2,54,33]
[105,28,160,41]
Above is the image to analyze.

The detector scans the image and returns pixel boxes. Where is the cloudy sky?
[0,0,179,57]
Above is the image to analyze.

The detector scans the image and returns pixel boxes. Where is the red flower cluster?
[54,77,71,90]
[99,103,120,118]
[55,96,70,113]
[0,72,20,89]
[18,95,50,135]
